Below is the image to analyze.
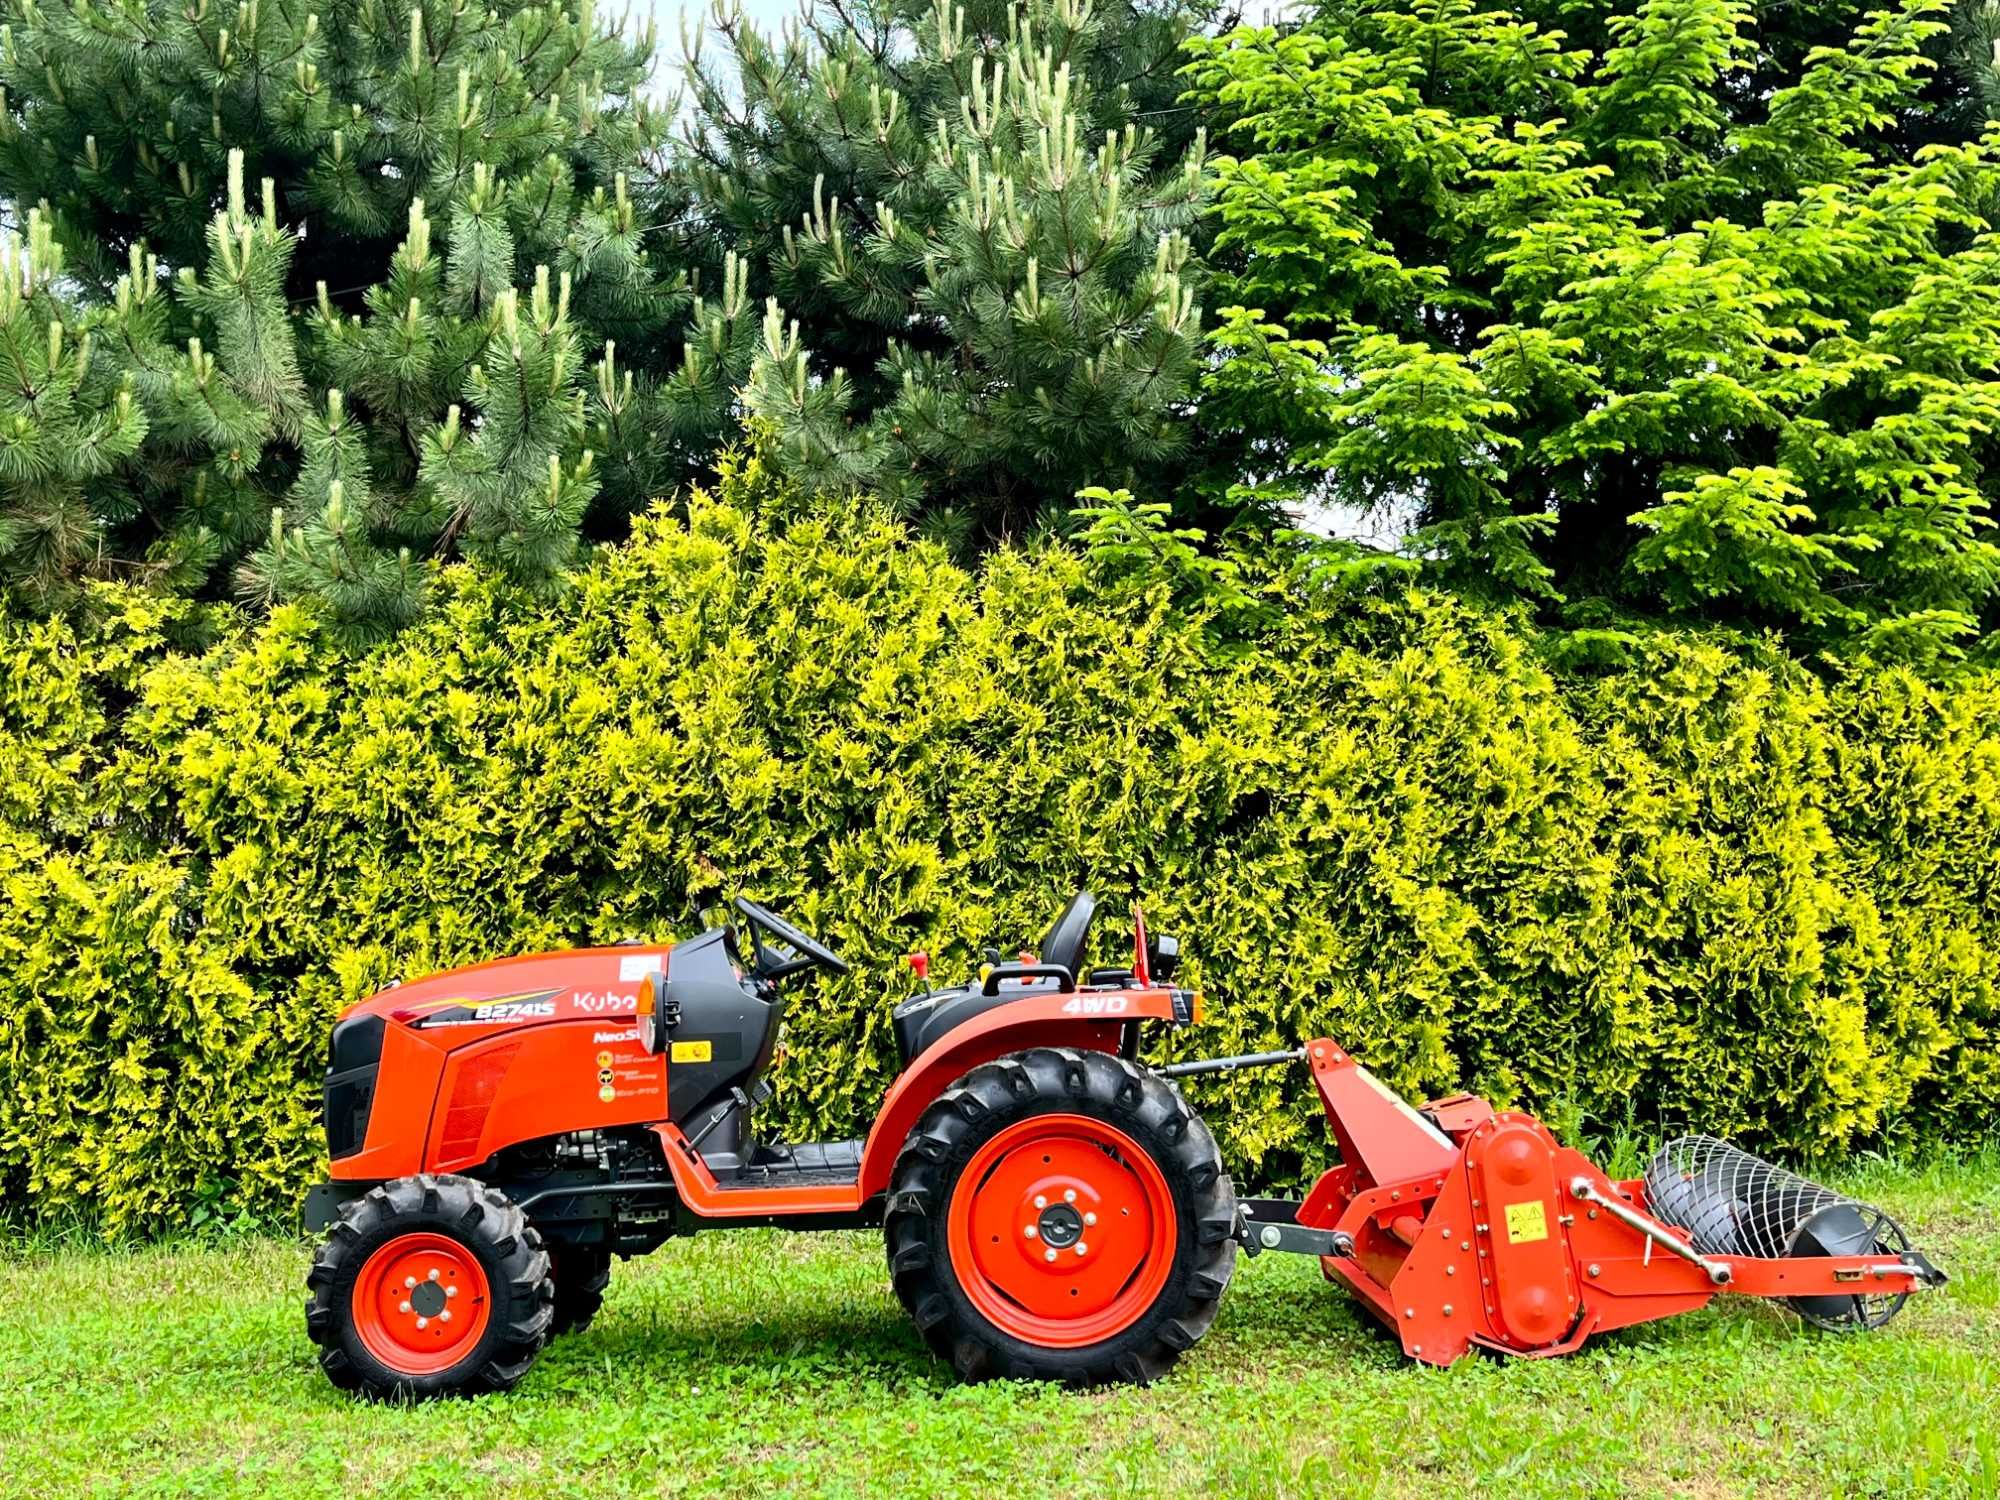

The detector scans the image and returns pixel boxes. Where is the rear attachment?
[1643,1135,1929,1331]
[1191,1039,1945,1366]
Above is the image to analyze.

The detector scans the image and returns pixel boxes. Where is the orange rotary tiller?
[1182,1039,1947,1365]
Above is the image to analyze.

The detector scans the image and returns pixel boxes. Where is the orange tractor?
[303,893,1945,1397]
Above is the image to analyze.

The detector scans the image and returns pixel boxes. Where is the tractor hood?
[341,944,677,1038]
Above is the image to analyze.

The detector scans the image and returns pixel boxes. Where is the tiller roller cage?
[1227,1041,1947,1366]
[1643,1136,1917,1331]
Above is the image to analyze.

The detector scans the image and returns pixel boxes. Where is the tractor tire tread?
[547,1247,612,1338]
[304,1173,551,1402]
[883,1046,1236,1387]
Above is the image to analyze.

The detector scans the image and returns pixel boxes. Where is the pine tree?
[0,161,289,609]
[0,0,683,629]
[1954,0,2000,124]
[419,266,599,582]
[0,0,666,298]
[664,0,1217,544]
[0,214,152,606]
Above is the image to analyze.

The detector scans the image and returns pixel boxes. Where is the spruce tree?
[1187,0,2000,662]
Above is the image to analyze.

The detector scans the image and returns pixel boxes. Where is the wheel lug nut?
[404,1276,417,1289]
[440,1310,452,1323]
[445,1285,458,1298]
[1034,1195,1047,1209]
[1083,1212,1097,1226]
[1044,1248,1058,1263]
[399,1300,411,1314]
[1063,1189,1077,1203]
[1075,1242,1089,1256]
[428,1268,441,1281]
[1023,1224,1038,1238]
[416,1317,429,1330]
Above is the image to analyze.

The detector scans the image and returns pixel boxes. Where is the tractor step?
[710,1138,865,1192]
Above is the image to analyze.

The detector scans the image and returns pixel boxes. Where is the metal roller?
[1644,1135,1915,1330]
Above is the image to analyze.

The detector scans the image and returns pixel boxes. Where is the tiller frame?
[1176,1039,1947,1366]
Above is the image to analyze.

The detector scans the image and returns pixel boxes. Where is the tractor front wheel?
[306,1173,554,1400]
[548,1246,613,1337]
[885,1047,1237,1384]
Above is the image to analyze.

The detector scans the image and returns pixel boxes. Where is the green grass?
[2,1156,1996,1498]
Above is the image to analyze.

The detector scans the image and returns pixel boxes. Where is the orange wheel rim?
[946,1112,1178,1349]
[352,1232,492,1376]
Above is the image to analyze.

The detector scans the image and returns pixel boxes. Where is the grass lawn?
[1,1154,1995,1498]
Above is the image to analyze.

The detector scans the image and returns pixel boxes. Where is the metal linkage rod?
[1570,1177,1734,1286]
[1157,1048,1307,1080]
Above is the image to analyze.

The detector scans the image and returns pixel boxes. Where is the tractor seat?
[896,981,1081,1064]
[892,892,1100,1064]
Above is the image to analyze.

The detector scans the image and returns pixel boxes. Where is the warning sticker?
[1504,1200,1549,1244]
[670,1040,713,1063]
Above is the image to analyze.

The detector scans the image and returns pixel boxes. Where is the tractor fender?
[854,987,1186,1200]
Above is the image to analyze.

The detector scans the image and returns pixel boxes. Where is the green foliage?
[1072,484,1273,644]
[3,461,1996,1233]
[0,0,664,289]
[670,0,1216,543]
[0,218,152,607]
[0,0,683,628]
[1184,0,2000,659]
[0,0,1240,630]
[1954,0,2000,124]
[3,1169,1999,1492]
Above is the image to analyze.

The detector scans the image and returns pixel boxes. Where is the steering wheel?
[732,896,850,977]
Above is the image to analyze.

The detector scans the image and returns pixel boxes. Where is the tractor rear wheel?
[306,1173,554,1400]
[548,1247,612,1337]
[885,1047,1236,1384]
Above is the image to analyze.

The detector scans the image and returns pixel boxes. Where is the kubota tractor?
[305,892,1235,1396]
[304,892,1946,1400]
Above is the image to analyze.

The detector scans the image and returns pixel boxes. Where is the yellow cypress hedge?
[3,453,1996,1234]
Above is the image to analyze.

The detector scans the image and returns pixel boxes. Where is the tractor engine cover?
[1466,1117,1578,1349]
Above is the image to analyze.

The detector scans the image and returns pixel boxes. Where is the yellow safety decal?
[670,1040,713,1064]
[1504,1200,1549,1244]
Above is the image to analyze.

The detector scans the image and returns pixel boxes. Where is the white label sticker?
[618,952,664,982]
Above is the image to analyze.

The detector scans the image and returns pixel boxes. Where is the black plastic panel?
[323,1012,386,1159]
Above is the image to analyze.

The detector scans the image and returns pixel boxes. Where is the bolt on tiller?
[302,892,1946,1398]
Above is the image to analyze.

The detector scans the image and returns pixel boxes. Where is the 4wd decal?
[1059,995,1131,1015]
